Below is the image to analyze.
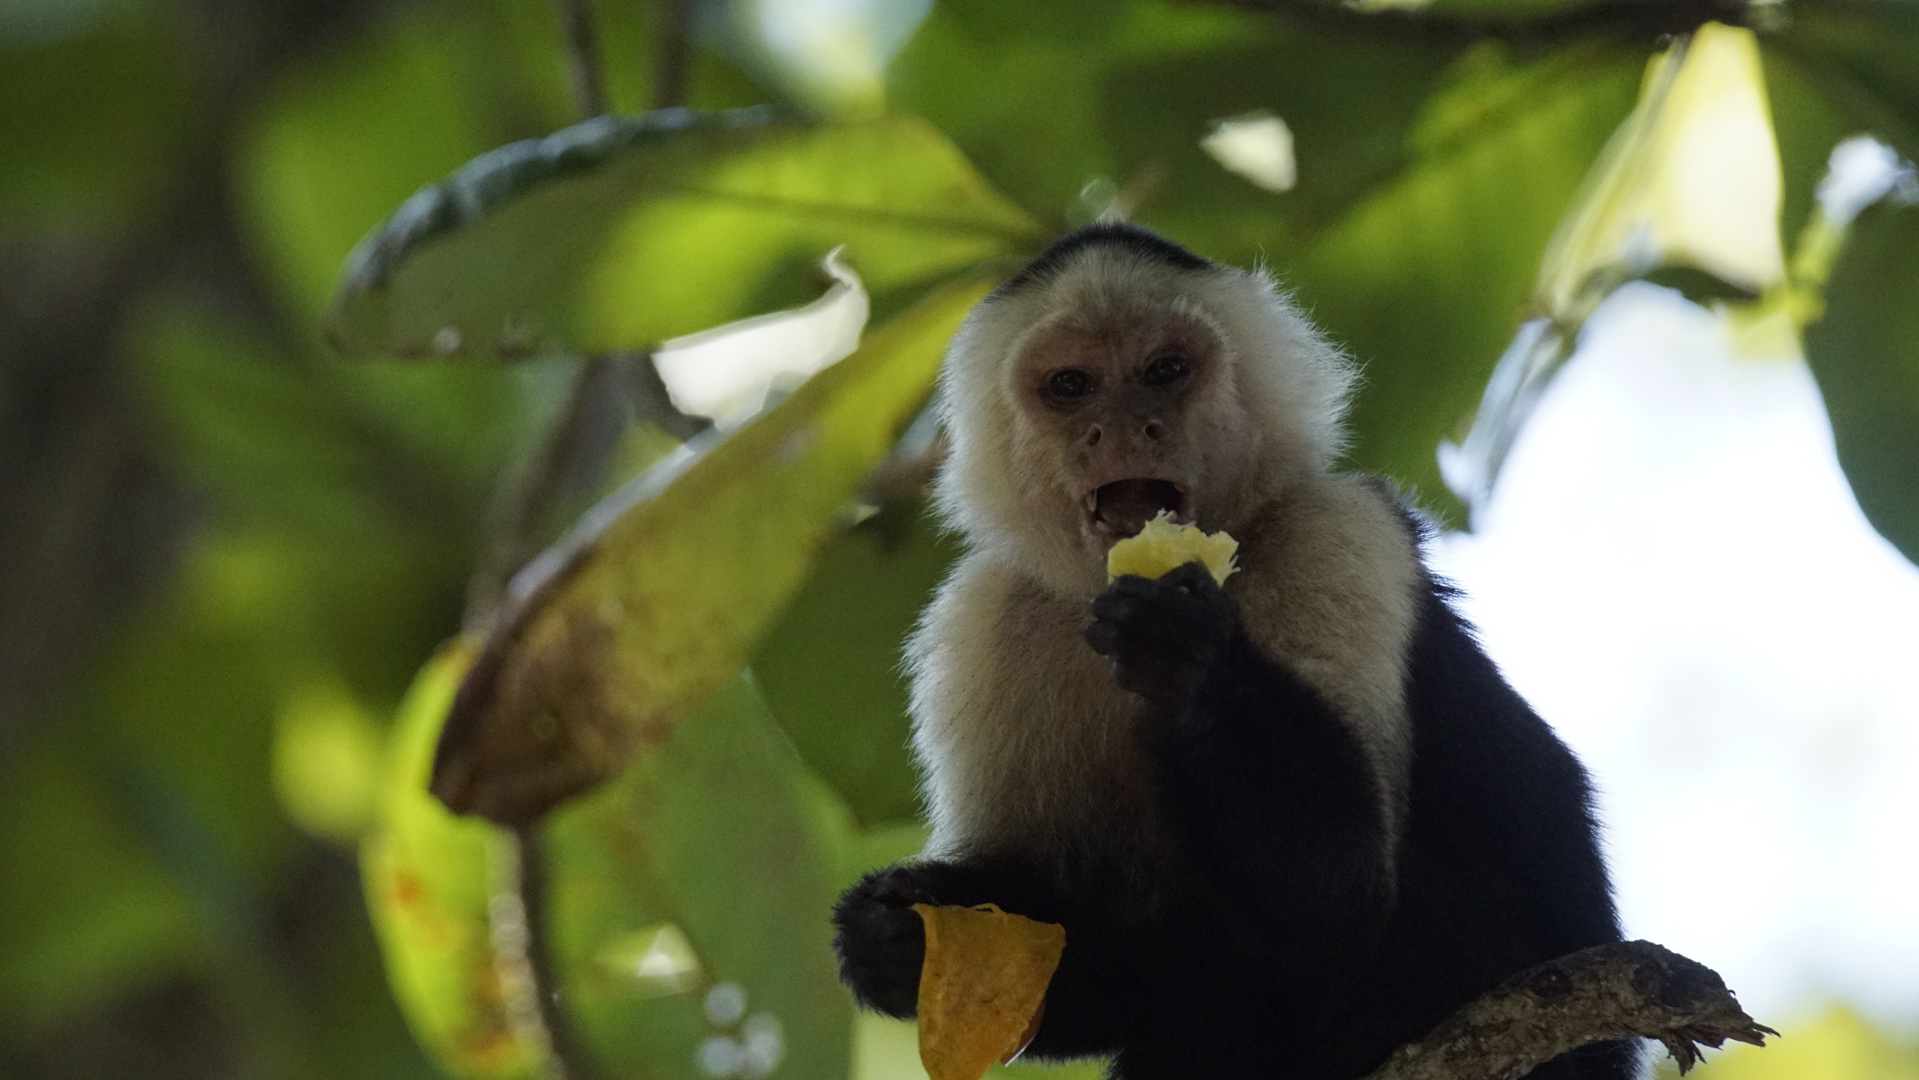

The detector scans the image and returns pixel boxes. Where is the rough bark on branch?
[1366,940,1775,1080]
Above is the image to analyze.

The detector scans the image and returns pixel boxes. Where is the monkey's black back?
[1091,575,1629,1080]
[1308,576,1632,1078]
[834,569,1634,1080]
[828,218,1632,1077]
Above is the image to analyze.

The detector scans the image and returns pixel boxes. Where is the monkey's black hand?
[1085,561,1237,711]
[832,863,935,1018]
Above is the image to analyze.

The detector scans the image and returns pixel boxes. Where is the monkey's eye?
[1044,368,1095,404]
[1142,355,1190,387]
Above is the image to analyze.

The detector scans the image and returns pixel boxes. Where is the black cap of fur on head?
[993,222,1215,299]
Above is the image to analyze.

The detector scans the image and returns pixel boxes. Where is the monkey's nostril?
[1086,426,1103,447]
[1143,420,1166,442]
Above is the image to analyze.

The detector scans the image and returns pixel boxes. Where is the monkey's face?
[1006,306,1261,568]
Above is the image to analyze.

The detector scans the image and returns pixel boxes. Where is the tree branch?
[1211,0,1773,46]
[1366,941,1776,1080]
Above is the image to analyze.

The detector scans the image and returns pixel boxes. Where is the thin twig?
[464,354,614,632]
[459,2,687,1075]
[617,349,711,441]
[516,824,600,1080]
[486,832,563,1080]
[653,0,694,109]
[551,0,609,116]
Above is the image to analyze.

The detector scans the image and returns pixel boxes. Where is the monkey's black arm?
[1087,565,1396,980]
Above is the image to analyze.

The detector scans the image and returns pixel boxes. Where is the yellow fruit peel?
[1106,511,1239,585]
[913,903,1066,1080]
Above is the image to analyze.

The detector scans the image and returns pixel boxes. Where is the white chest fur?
[907,554,1163,864]
[905,474,1421,870]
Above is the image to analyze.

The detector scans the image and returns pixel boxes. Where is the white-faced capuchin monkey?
[832,224,1632,1080]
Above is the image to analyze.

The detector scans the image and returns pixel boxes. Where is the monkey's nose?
[1143,419,1166,442]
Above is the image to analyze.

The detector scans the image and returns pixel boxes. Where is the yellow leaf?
[1105,511,1239,586]
[912,903,1066,1080]
[1538,22,1784,321]
[360,641,539,1080]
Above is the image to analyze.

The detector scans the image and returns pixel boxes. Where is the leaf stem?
[653,0,694,109]
[461,5,700,1077]
[551,0,610,117]
[617,349,711,442]
[464,354,615,633]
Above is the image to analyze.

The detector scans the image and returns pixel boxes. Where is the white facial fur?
[909,238,1421,871]
[933,245,1357,597]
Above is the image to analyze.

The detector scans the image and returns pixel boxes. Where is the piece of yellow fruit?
[1105,510,1238,586]
[913,903,1066,1080]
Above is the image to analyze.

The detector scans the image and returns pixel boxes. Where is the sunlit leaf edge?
[361,639,536,1080]
[429,277,994,824]
[325,107,1040,363]
[333,105,788,304]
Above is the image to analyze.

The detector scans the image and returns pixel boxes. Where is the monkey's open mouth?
[1088,479,1190,540]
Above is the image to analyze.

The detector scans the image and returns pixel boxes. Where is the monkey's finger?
[1088,607,1179,654]
[1088,588,1154,626]
[1096,584,1212,639]
[854,864,941,909]
[1083,615,1123,657]
[1085,610,1174,657]
[1096,583,1204,631]
[1161,561,1220,597]
[1103,573,1174,601]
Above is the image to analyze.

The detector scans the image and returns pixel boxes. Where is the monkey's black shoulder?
[994,222,1214,298]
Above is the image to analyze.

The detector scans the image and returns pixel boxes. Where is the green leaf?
[1437,26,1794,515]
[0,738,199,1033]
[131,294,512,698]
[1762,43,1871,251]
[1534,25,1786,321]
[1803,200,1919,566]
[360,642,538,1080]
[544,676,853,1080]
[1292,42,1643,507]
[1103,12,1462,258]
[1766,31,1919,567]
[272,675,386,844]
[754,503,961,827]
[430,278,993,824]
[327,111,1038,361]
[1383,0,1633,14]
[892,0,1437,242]
[0,2,194,228]
[1788,4,1919,157]
[238,8,530,324]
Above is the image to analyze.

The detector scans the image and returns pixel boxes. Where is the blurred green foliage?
[1659,1008,1919,1080]
[3,1,1918,1079]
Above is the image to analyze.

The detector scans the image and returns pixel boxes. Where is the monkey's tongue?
[1092,479,1185,537]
